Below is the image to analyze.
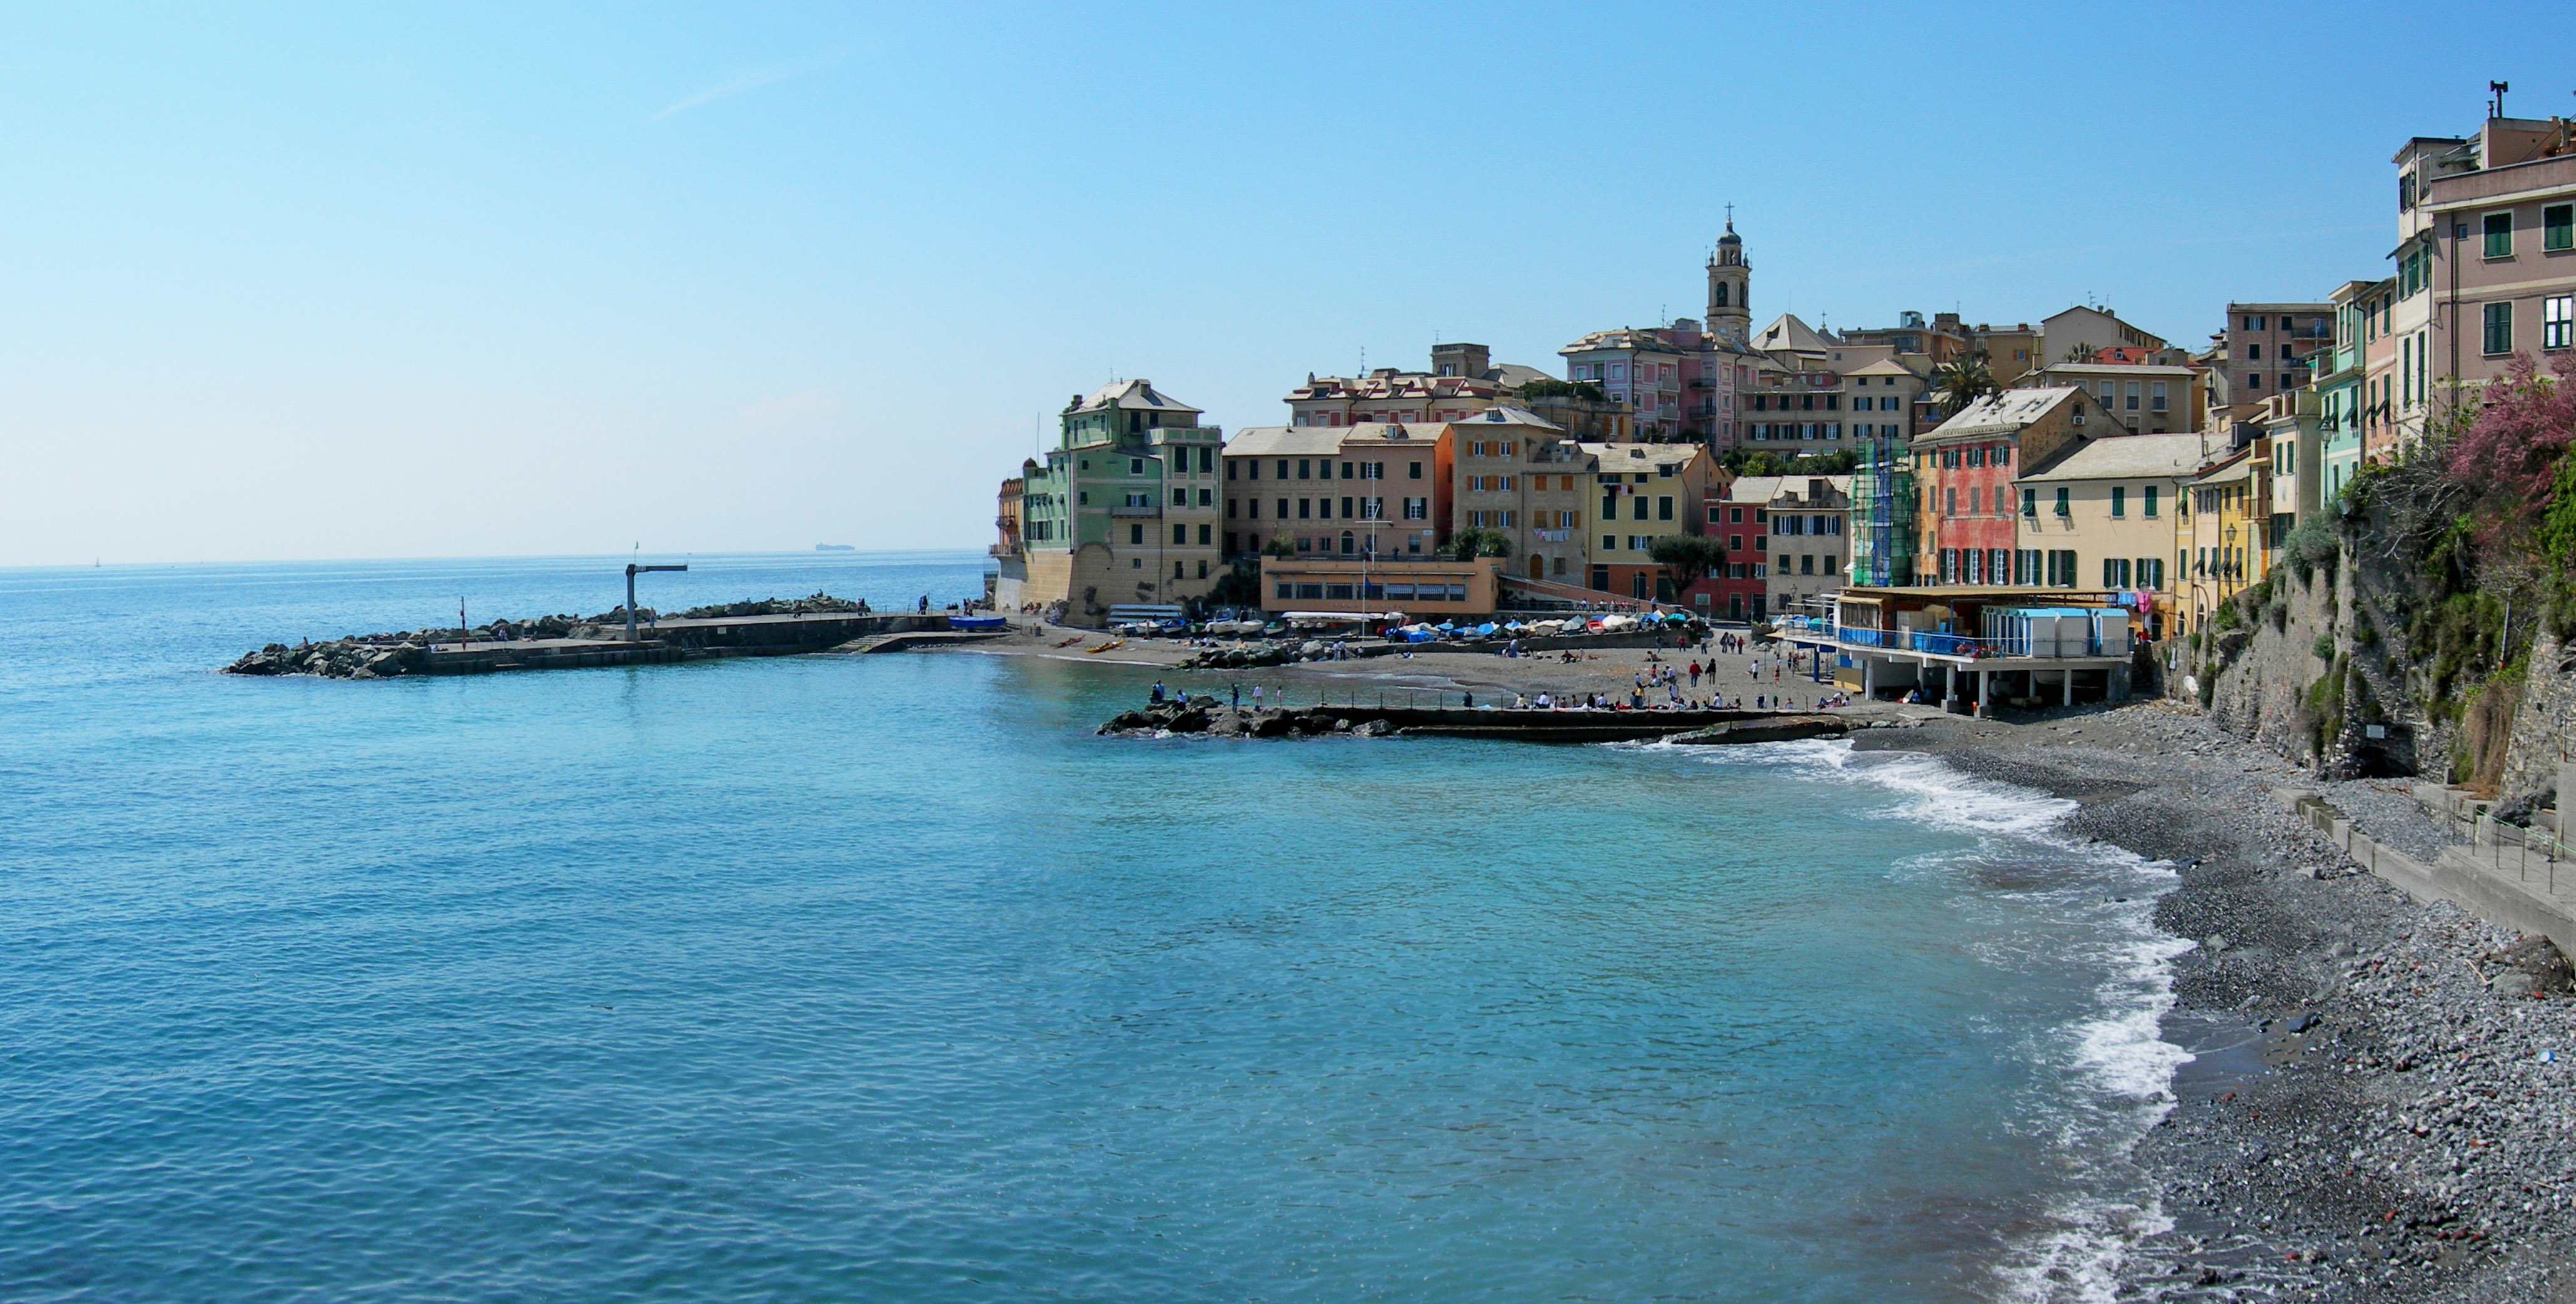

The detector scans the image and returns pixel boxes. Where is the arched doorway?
[1529,556,1545,579]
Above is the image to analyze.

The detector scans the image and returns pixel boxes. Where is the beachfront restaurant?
[1774,585,2139,715]
[1258,556,1498,619]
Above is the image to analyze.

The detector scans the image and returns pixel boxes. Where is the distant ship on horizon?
[815,543,855,552]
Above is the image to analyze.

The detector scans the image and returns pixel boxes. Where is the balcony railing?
[1107,502,1162,517]
[1779,617,2115,658]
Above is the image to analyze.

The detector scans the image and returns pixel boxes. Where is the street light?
[625,563,687,643]
[2222,524,2238,596]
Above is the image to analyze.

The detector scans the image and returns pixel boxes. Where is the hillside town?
[986,103,2576,669]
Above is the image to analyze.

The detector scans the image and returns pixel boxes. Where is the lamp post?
[626,563,687,644]
[2222,524,2238,599]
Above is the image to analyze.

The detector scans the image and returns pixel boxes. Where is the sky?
[3,2,2569,566]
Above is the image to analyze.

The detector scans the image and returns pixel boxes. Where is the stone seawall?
[1098,699,1865,745]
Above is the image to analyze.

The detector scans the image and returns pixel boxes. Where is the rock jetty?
[220,593,873,679]
[224,638,429,680]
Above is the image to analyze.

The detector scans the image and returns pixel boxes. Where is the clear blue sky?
[4,3,2566,565]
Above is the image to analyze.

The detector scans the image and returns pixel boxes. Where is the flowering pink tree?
[2446,352,2576,529]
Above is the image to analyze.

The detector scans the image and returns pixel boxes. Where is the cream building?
[1449,407,1598,583]
[1221,424,1448,565]
[2011,432,2202,628]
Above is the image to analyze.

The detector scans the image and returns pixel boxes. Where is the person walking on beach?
[1688,660,1701,688]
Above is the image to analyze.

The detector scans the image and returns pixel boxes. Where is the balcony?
[1107,501,1163,518]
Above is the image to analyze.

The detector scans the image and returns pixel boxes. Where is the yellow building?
[2177,446,2271,636]
[1579,441,1718,601]
[1449,407,1597,584]
[2012,432,2202,634]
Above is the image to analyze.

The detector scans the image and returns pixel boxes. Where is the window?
[2485,302,2515,355]
[2484,211,2514,259]
[2125,381,2141,412]
[1129,524,1144,545]
[2246,373,2262,391]
[2150,381,2168,412]
[1657,496,1673,521]
[1632,497,1649,521]
[1601,534,1616,553]
[1172,524,1186,545]
[2244,315,2263,331]
[2548,204,2575,252]
[2546,296,2574,351]
[2110,486,2126,517]
[2054,487,2070,517]
[2102,558,2132,588]
[1945,487,1957,516]
[2246,344,2262,360]
[2144,485,2159,517]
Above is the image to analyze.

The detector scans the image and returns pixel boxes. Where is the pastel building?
[2010,432,2201,630]
[1283,342,1552,428]
[1008,380,1224,624]
[2025,361,2204,434]
[1914,387,2115,586]
[1582,441,1718,601]
[1448,407,1599,584]
[2219,302,2333,425]
[2178,446,2271,636]
[2392,111,2576,419]
[1221,424,1450,564]
[1695,474,1851,622]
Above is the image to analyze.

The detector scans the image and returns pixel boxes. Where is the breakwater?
[221,595,979,678]
[1099,699,1871,744]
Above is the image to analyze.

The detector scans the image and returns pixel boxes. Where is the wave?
[1646,736,2191,1303]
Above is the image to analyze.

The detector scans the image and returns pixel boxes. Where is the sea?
[0,551,2193,1303]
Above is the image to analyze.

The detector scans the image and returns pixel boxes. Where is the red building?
[1913,387,2117,585]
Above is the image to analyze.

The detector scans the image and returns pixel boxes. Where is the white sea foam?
[1657,736,2194,1303]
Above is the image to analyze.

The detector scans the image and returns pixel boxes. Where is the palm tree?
[1933,355,1998,414]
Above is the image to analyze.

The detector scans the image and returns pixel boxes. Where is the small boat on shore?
[1085,639,1126,655]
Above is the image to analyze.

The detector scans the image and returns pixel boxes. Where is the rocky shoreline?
[1095,696,1865,745]
[1873,702,2575,1301]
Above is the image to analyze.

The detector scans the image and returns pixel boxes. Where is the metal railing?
[2453,802,2573,896]
[1779,618,2118,660]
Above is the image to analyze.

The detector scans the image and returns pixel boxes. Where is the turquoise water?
[0,553,2186,1302]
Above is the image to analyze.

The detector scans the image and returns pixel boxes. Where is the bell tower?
[1705,209,1749,343]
